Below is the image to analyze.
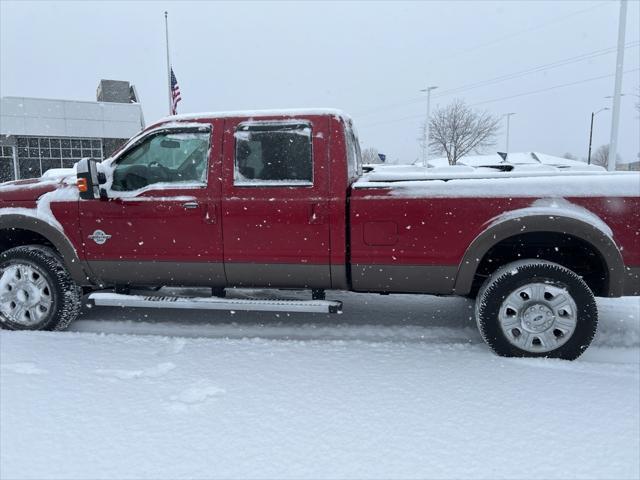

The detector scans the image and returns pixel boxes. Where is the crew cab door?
[221,116,331,288]
[78,121,226,286]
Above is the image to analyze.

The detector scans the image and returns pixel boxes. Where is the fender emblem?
[89,230,112,245]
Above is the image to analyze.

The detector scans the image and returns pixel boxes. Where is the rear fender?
[454,208,625,297]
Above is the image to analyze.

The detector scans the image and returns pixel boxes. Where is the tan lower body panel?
[351,264,458,294]
[87,260,458,294]
[88,261,227,287]
[88,261,332,289]
[224,263,331,289]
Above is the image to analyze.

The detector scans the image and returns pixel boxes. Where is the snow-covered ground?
[1,290,638,479]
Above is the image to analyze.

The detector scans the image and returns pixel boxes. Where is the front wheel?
[0,246,82,331]
[475,260,598,360]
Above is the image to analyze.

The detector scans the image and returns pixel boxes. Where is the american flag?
[170,68,182,115]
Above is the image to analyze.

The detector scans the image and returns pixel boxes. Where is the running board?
[88,292,342,314]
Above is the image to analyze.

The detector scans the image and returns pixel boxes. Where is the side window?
[234,122,312,186]
[345,123,362,180]
[111,129,210,192]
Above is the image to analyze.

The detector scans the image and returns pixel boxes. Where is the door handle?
[182,201,199,209]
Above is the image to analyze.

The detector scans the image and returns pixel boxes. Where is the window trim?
[233,120,314,188]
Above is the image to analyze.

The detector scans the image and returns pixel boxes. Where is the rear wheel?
[0,246,82,331]
[475,260,597,360]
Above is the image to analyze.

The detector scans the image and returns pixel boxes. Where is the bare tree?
[592,145,608,167]
[591,144,622,169]
[427,99,501,165]
[562,152,577,160]
[362,147,382,164]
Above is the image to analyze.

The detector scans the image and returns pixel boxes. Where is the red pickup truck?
[1,109,638,359]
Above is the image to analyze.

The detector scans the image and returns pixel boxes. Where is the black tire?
[0,245,82,331]
[475,259,597,360]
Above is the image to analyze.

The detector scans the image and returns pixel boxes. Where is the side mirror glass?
[76,158,106,200]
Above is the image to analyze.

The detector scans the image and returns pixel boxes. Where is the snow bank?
[1,292,638,479]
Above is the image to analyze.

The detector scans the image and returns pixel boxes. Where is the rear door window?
[234,122,313,186]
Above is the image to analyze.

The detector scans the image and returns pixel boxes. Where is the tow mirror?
[77,158,106,200]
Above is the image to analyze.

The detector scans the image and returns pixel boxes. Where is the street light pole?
[588,107,609,164]
[420,86,438,167]
[607,0,628,171]
[504,112,516,152]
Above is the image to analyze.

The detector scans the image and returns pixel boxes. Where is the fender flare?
[0,214,92,285]
[454,214,625,297]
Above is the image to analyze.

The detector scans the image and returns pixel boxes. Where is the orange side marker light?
[77,178,88,193]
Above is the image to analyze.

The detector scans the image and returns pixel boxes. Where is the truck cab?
[71,110,357,290]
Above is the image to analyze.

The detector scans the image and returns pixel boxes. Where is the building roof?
[0,96,145,139]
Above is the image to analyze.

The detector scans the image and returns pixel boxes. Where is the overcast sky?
[1,0,639,164]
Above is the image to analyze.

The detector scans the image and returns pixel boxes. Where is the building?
[617,159,640,171]
[0,80,145,183]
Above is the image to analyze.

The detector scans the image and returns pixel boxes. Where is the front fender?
[0,214,93,285]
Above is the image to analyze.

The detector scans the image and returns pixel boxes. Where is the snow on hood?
[41,167,76,181]
[0,184,79,233]
[0,165,77,201]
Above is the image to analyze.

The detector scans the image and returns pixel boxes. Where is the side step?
[88,292,342,314]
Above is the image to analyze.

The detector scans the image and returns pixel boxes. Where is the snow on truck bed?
[1,290,638,480]
[356,163,640,198]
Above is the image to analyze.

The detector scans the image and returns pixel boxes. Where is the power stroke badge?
[88,230,112,245]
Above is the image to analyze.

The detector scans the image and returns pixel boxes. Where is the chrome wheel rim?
[0,263,54,327]
[498,282,577,353]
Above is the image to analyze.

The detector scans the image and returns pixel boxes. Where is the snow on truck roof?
[156,108,352,124]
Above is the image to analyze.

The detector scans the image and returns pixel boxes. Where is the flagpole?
[164,11,172,115]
